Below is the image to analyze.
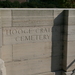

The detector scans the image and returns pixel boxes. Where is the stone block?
[5,62,13,75]
[12,10,54,17]
[4,62,55,75]
[3,26,52,45]
[67,26,75,41]
[69,10,75,17]
[63,41,75,71]
[66,56,75,71]
[0,10,2,28]
[0,28,2,47]
[1,10,12,27]
[12,57,51,75]
[67,65,75,72]
[63,72,72,75]
[67,56,75,66]
[0,47,1,58]
[67,41,75,56]
[68,34,75,41]
[0,71,1,75]
[0,10,1,16]
[1,10,11,17]
[12,16,53,26]
[35,72,55,75]
[12,10,54,26]
[13,42,51,61]
[0,17,2,28]
[64,25,75,41]
[54,10,64,17]
[68,26,75,35]
[68,17,75,25]
[1,45,12,62]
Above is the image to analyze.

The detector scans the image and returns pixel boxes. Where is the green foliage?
[0,1,13,8]
[12,1,20,8]
[20,2,29,8]
[0,0,75,8]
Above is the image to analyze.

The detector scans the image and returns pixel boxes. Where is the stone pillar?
[63,10,75,75]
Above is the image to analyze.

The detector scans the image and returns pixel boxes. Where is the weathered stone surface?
[6,62,55,75]
[67,26,75,41]
[0,45,12,62]
[0,11,2,28]
[6,57,51,75]
[3,26,52,45]
[64,10,75,72]
[68,10,75,25]
[68,35,75,41]
[63,27,75,71]
[64,25,75,41]
[12,10,54,17]
[0,28,2,47]
[54,10,64,17]
[67,56,75,67]
[35,72,55,75]
[0,9,70,75]
[0,18,2,28]
[63,72,72,75]
[0,59,6,75]
[54,10,64,25]
[1,10,12,27]
[67,41,75,56]
[68,26,75,35]
[12,16,53,26]
[68,17,75,25]
[12,10,54,26]
[69,10,75,17]
[63,55,75,71]
[5,62,13,75]
[13,42,51,60]
[63,32,75,71]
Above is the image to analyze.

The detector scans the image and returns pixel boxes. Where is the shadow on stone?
[51,10,66,75]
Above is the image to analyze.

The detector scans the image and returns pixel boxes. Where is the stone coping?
[0,8,74,10]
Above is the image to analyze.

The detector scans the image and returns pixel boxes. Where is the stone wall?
[63,10,75,75]
[0,9,75,75]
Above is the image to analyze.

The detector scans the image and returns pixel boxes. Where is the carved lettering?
[15,35,50,42]
[4,27,51,36]
[3,27,51,44]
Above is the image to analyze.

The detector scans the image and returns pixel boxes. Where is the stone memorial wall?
[63,10,75,75]
[0,9,75,75]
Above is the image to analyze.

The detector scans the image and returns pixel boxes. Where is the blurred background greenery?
[0,0,75,8]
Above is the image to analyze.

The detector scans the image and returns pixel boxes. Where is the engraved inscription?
[3,27,52,44]
[15,35,50,41]
[4,27,50,35]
